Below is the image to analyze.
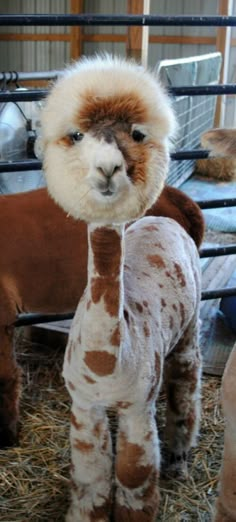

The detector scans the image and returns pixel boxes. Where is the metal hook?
[1,71,7,91]
[12,70,20,89]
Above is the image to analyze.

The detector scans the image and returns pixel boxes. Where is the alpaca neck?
[84,222,125,359]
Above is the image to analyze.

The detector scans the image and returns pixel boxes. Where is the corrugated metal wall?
[0,0,218,71]
[0,0,235,125]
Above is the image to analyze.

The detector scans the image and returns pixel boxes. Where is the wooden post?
[126,0,150,66]
[215,0,233,126]
[70,0,83,60]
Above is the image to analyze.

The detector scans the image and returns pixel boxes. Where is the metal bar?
[171,150,209,160]
[170,85,236,96]
[14,311,74,327]
[12,284,236,326]
[0,70,61,82]
[201,287,236,300]
[0,161,42,172]
[197,197,236,209]
[0,151,211,172]
[200,245,236,257]
[0,90,47,102]
[0,85,236,103]
[1,14,236,27]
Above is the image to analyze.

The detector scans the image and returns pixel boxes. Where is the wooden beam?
[0,33,70,41]
[0,33,218,46]
[126,0,150,65]
[215,0,233,126]
[70,0,83,60]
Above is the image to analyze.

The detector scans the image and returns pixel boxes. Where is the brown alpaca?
[195,128,236,182]
[0,184,204,448]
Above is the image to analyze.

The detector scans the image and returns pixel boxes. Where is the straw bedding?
[0,333,224,522]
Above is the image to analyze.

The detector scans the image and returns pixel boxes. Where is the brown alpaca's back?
[0,185,204,448]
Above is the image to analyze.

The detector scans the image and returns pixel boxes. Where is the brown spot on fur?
[78,92,148,131]
[142,271,151,277]
[110,325,120,346]
[116,432,152,489]
[145,431,152,441]
[67,342,73,364]
[84,350,116,376]
[165,270,174,281]
[147,254,166,269]
[93,421,102,438]
[143,322,150,337]
[86,300,91,310]
[179,302,185,328]
[114,474,159,521]
[169,315,174,329]
[144,224,159,232]
[136,302,143,313]
[90,227,121,277]
[174,262,186,287]
[71,412,84,431]
[83,374,96,384]
[117,401,132,409]
[161,298,166,308]
[118,134,149,185]
[68,381,76,391]
[172,303,177,311]
[147,381,156,402]
[74,438,94,452]
[91,277,120,317]
[143,300,148,307]
[155,352,161,376]
[56,136,72,147]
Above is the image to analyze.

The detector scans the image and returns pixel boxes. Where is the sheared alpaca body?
[201,128,236,522]
[42,54,202,521]
[0,184,204,449]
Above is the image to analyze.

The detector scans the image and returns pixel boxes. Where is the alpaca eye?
[69,131,84,143]
[132,129,146,142]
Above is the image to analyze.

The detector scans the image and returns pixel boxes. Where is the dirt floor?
[0,334,224,522]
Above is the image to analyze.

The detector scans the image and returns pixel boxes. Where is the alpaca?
[195,128,236,182]
[42,55,202,522]
[200,128,236,522]
[0,184,204,449]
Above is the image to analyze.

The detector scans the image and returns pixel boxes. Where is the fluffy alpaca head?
[41,54,176,224]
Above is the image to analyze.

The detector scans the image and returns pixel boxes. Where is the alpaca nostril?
[97,164,122,178]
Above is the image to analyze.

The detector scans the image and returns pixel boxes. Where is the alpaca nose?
[96,161,122,178]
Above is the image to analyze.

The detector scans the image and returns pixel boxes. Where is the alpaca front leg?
[114,407,160,522]
[164,317,202,478]
[66,403,112,522]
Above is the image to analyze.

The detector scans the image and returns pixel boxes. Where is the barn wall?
[0,0,235,125]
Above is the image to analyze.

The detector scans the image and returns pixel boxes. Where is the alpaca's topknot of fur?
[42,54,177,224]
[42,54,176,144]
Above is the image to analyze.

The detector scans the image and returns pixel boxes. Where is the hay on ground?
[0,334,224,522]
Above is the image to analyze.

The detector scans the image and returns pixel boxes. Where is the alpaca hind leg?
[0,326,22,448]
[66,403,112,522]
[164,316,202,478]
[114,407,160,522]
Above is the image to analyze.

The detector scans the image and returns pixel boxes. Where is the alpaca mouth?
[102,189,114,197]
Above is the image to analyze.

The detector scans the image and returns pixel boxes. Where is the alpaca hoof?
[162,451,189,481]
[0,421,20,448]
